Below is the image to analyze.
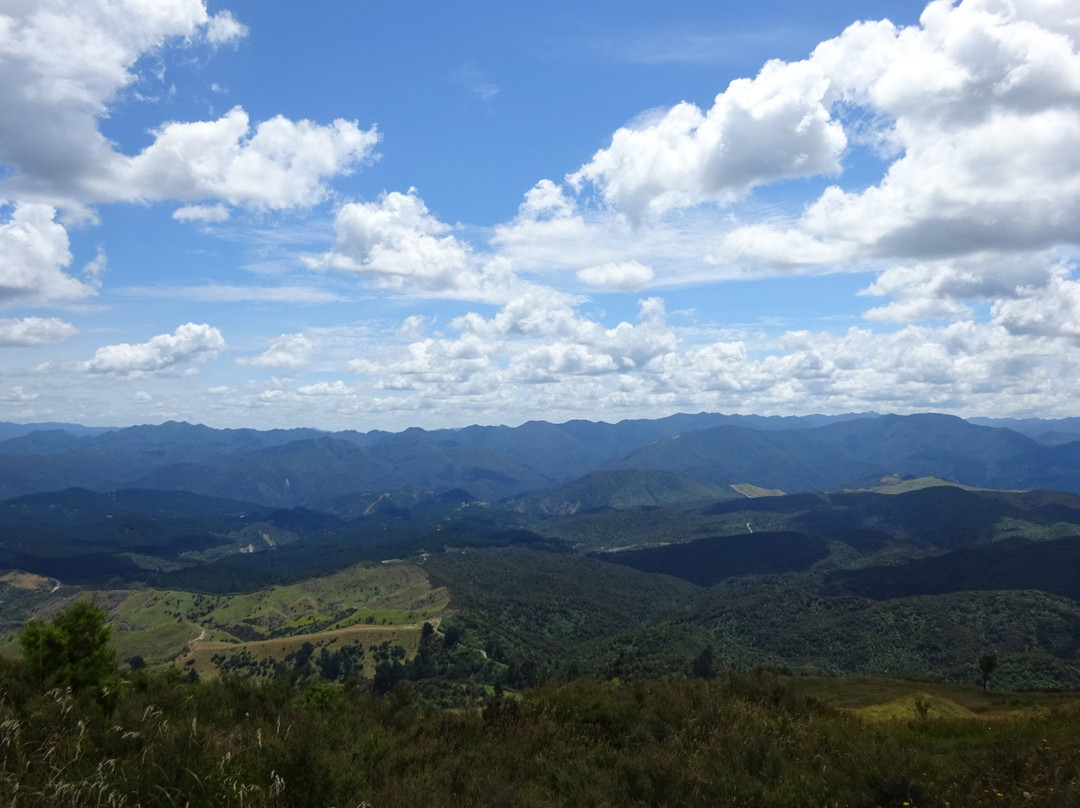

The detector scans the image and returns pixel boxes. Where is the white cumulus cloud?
[237,333,315,369]
[0,2,375,212]
[205,10,248,46]
[0,316,78,346]
[568,57,846,222]
[349,293,678,402]
[858,255,1054,322]
[298,380,354,396]
[0,202,96,305]
[991,267,1080,340]
[83,322,224,376]
[309,189,520,302]
[111,107,378,210]
[0,1,235,199]
[723,0,1080,272]
[173,204,230,223]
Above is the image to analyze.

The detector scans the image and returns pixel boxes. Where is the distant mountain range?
[4,412,1080,507]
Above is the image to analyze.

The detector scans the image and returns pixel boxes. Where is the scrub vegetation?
[1,632,1078,808]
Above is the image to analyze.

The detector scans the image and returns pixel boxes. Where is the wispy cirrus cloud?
[114,284,346,305]
[452,66,500,101]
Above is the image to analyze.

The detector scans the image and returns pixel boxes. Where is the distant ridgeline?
[2,411,1080,690]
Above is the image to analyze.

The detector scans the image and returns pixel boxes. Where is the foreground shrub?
[0,670,1078,807]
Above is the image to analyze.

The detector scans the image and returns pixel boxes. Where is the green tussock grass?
[856,692,976,721]
[1,668,1078,808]
[870,476,987,494]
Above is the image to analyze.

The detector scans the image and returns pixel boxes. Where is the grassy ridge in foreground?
[1,667,1078,807]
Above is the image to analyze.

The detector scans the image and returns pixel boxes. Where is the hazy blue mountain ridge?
[4,412,1080,507]
[615,413,1062,493]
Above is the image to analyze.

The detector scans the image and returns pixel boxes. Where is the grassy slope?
[114,562,447,664]
[0,562,449,667]
[175,620,436,681]
[792,674,1080,714]
[867,475,987,494]
[730,483,785,497]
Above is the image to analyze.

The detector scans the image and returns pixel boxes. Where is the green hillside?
[0,562,448,671]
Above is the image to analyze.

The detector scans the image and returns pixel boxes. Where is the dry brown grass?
[174,618,441,680]
[0,571,53,590]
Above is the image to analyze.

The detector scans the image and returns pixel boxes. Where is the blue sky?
[2,0,1079,430]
